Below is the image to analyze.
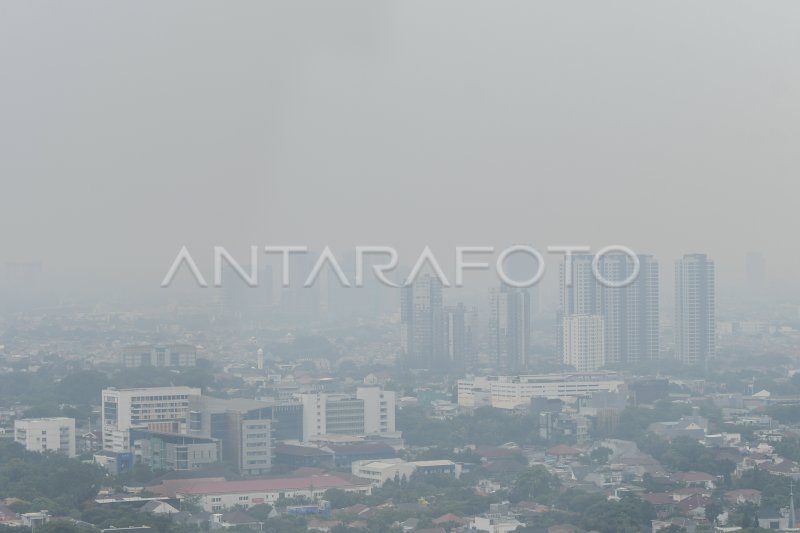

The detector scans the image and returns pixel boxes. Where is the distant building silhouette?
[675,253,716,365]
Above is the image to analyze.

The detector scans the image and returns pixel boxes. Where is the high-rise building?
[489,285,531,372]
[400,274,445,369]
[558,254,659,367]
[598,254,659,365]
[562,314,606,372]
[14,417,76,457]
[444,303,477,372]
[675,254,716,365]
[101,386,201,452]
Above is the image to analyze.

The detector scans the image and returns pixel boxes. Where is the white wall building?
[675,253,716,366]
[102,386,201,452]
[239,419,272,476]
[173,475,372,512]
[562,314,606,372]
[14,417,76,457]
[300,388,396,442]
[351,458,416,486]
[458,372,625,410]
[356,387,396,435]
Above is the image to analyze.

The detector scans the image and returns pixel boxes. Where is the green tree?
[510,466,559,504]
[324,488,365,509]
[247,503,274,521]
[705,501,723,523]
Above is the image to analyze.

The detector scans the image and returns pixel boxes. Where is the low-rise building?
[173,474,372,512]
[14,417,76,457]
[648,414,708,441]
[458,373,625,410]
[120,343,197,368]
[351,459,416,486]
[351,459,460,487]
[133,431,220,471]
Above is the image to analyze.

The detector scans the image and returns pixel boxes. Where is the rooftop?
[173,474,370,495]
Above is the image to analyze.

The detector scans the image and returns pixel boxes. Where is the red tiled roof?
[760,459,800,473]
[673,471,715,482]
[175,474,370,495]
[433,513,465,525]
[640,493,673,505]
[149,477,227,497]
[546,445,582,456]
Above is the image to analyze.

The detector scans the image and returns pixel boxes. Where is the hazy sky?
[2,2,799,299]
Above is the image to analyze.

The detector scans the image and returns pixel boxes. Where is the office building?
[101,386,201,452]
[300,388,396,442]
[301,393,364,441]
[356,387,396,435]
[188,396,301,475]
[133,430,220,471]
[675,253,716,365]
[237,418,272,476]
[14,417,76,457]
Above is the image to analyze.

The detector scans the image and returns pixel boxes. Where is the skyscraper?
[558,254,659,368]
[445,303,477,372]
[489,285,531,372]
[400,274,445,369]
[599,254,660,365]
[675,254,716,366]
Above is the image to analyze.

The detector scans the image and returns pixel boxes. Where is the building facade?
[120,344,197,368]
[173,475,372,512]
[14,417,76,457]
[562,314,606,372]
[489,285,532,372]
[133,430,219,471]
[187,396,282,475]
[444,303,477,372]
[400,274,445,369]
[457,372,625,410]
[356,387,396,435]
[300,388,396,442]
[101,386,201,452]
[675,253,716,366]
[559,254,659,368]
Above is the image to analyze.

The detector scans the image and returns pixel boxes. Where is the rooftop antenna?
[791,479,797,529]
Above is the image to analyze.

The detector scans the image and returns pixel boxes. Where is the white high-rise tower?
[675,254,716,366]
